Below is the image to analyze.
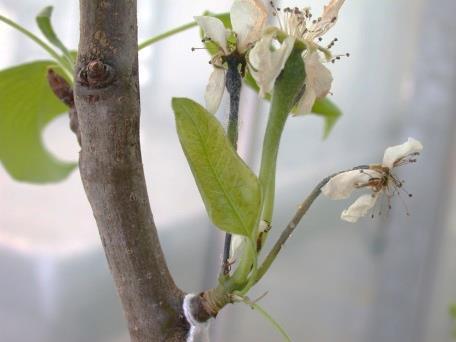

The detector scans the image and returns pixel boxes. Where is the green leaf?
[244,69,341,138]
[36,6,74,65]
[172,97,261,237]
[0,61,77,183]
[310,96,342,138]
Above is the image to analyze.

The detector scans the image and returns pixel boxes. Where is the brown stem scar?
[77,59,115,88]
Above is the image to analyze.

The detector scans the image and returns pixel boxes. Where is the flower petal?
[230,0,268,53]
[382,137,423,169]
[295,86,316,115]
[341,192,379,223]
[249,33,295,97]
[205,68,226,114]
[229,234,246,261]
[322,169,382,200]
[194,16,229,53]
[307,0,346,39]
[294,52,332,115]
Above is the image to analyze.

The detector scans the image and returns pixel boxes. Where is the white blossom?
[249,0,346,113]
[322,138,423,223]
[195,0,267,113]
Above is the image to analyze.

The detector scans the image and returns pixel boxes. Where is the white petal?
[229,234,246,261]
[194,16,229,53]
[382,137,423,169]
[304,51,333,97]
[322,169,382,200]
[205,68,226,114]
[294,86,316,115]
[249,33,295,97]
[306,0,346,39]
[294,52,332,115]
[258,220,270,233]
[341,192,379,223]
[230,0,268,52]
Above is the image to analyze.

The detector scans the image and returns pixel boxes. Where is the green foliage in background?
[450,304,456,339]
[0,61,76,182]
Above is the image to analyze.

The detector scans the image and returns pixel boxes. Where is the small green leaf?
[310,97,342,138]
[36,6,74,64]
[172,97,261,237]
[0,61,77,183]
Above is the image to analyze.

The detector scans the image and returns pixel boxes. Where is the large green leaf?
[0,61,76,183]
[172,97,261,237]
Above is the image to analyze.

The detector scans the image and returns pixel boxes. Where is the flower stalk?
[258,47,306,226]
[222,53,244,274]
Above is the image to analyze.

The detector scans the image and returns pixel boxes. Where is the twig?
[222,53,244,275]
[254,166,368,284]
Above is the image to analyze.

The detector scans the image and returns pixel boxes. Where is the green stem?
[254,166,367,284]
[0,15,73,80]
[237,295,291,342]
[230,238,256,290]
[138,21,197,50]
[258,48,307,224]
[254,176,330,284]
[138,12,228,51]
[258,97,290,224]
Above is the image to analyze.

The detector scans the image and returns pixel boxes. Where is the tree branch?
[74,1,187,341]
[222,53,243,275]
[254,167,368,284]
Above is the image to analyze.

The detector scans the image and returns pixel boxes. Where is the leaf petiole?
[0,14,73,81]
[234,294,292,342]
[138,12,228,51]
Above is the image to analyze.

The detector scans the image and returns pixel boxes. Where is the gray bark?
[73,1,189,340]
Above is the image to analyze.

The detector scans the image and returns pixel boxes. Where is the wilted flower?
[321,138,423,223]
[195,0,268,113]
[250,0,347,113]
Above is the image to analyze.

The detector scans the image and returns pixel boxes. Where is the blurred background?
[0,0,455,341]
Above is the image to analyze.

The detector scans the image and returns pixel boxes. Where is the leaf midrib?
[182,104,251,236]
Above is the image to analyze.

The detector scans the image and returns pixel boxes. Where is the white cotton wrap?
[183,294,211,342]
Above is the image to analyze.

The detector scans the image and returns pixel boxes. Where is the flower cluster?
[195,0,268,113]
[249,0,346,113]
[195,0,347,114]
[322,138,423,222]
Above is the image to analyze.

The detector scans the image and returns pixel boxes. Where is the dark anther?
[77,59,115,89]
[408,194,413,198]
